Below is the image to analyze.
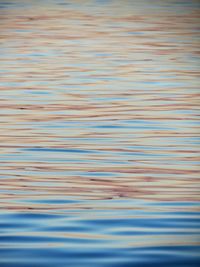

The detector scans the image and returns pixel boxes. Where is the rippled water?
[0,0,200,266]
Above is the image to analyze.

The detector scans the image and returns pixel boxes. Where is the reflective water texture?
[0,0,200,266]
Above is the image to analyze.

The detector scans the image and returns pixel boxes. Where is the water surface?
[0,0,200,266]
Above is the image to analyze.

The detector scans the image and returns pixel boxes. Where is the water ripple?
[0,0,200,266]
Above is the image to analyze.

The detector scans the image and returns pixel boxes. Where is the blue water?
[0,0,200,266]
[0,200,200,267]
